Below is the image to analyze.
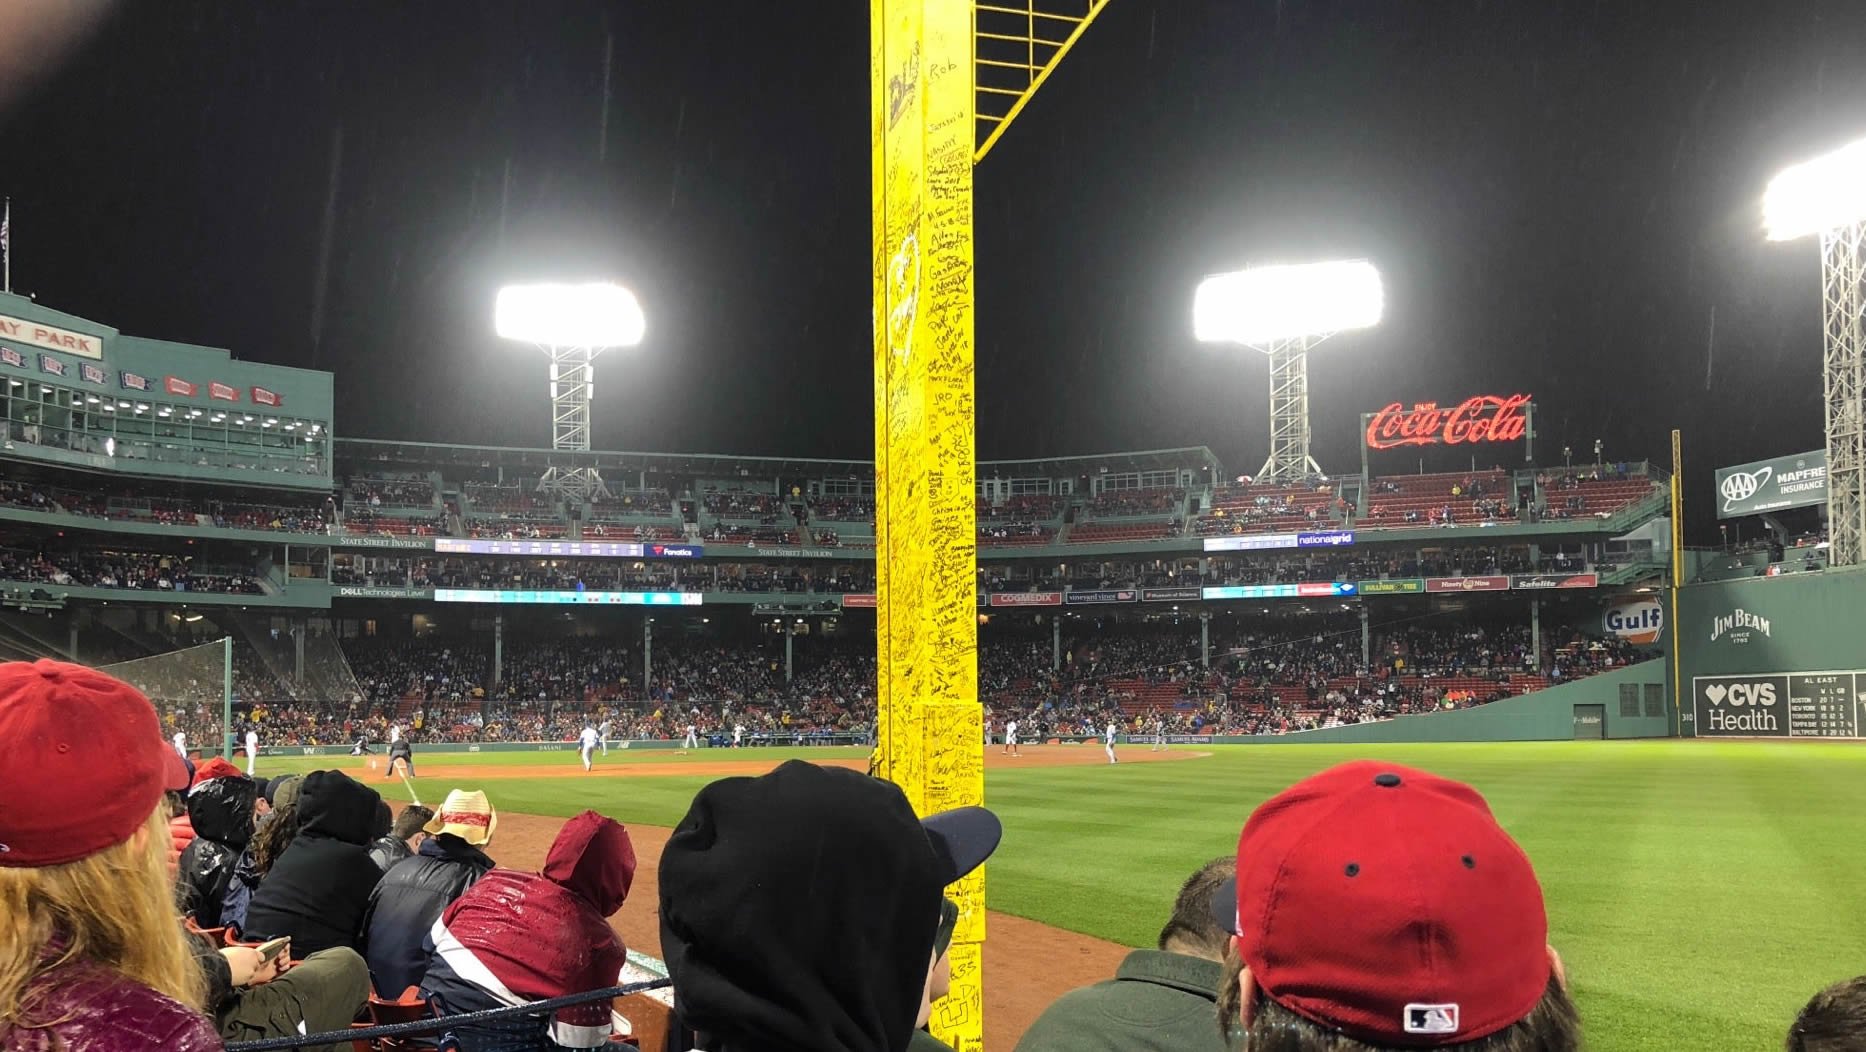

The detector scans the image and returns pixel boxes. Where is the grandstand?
[0,291,1688,759]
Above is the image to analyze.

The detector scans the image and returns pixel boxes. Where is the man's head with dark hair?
[393,804,434,846]
[1789,976,1866,1052]
[1156,856,1235,961]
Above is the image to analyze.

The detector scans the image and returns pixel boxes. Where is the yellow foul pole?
[872,2,984,1049]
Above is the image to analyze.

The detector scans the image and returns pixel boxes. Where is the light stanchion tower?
[1765,138,1866,567]
[494,282,646,504]
[1192,260,1384,481]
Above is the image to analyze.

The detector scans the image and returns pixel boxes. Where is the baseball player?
[172,730,187,759]
[682,722,699,751]
[598,719,612,755]
[387,733,416,780]
[1151,713,1167,752]
[244,727,259,777]
[579,723,600,772]
[1104,720,1118,765]
[1004,718,1020,757]
[351,733,372,756]
[732,723,744,749]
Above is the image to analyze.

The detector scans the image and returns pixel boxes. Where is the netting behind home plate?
[99,638,231,752]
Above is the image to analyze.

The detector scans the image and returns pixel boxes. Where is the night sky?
[3,1,1866,528]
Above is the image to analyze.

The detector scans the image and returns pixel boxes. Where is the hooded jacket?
[658,761,945,1052]
[176,773,258,928]
[420,811,634,1050]
[220,774,302,934]
[361,833,496,997]
[243,770,385,956]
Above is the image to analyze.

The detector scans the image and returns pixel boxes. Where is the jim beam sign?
[1710,607,1771,645]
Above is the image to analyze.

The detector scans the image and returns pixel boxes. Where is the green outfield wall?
[1675,569,1866,738]
[1227,660,1671,744]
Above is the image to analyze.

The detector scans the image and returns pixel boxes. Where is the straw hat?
[424,789,497,846]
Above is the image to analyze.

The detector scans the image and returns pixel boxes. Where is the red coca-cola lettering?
[1365,394,1531,451]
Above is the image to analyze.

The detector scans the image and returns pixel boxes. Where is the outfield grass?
[255,741,1865,1050]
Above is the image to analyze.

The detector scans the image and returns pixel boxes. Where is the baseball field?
[260,739,1866,1050]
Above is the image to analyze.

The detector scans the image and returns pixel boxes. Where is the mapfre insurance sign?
[0,313,104,359]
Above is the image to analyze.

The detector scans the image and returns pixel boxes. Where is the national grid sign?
[1692,671,1866,738]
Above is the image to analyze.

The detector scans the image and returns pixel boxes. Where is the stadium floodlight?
[494,282,645,348]
[1194,259,1383,481]
[1193,259,1383,345]
[1762,138,1866,567]
[1763,137,1866,242]
[494,282,646,504]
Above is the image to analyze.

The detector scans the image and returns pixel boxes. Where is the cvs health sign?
[1693,675,1788,737]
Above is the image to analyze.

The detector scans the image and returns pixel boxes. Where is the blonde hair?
[0,805,207,1038]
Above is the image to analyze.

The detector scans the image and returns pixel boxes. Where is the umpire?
[388,734,415,778]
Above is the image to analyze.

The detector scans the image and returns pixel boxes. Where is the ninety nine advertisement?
[1424,575,1509,593]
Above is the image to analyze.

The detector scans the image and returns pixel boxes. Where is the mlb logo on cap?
[1405,1003,1461,1036]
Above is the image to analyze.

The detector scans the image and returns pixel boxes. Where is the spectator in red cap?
[1212,760,1581,1050]
[0,659,219,1051]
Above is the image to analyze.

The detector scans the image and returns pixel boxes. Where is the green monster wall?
[1675,568,1866,738]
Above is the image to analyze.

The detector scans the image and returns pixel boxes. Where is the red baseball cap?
[1214,761,1550,1046]
[0,659,191,867]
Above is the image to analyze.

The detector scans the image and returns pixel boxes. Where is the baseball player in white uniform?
[598,719,612,755]
[244,728,259,776]
[1104,721,1118,765]
[1003,719,1020,757]
[682,723,699,751]
[172,731,187,759]
[732,723,743,748]
[579,724,600,772]
[1151,714,1167,752]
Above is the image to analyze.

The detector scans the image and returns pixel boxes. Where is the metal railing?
[224,978,674,1052]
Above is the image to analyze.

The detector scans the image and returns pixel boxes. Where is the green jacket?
[908,1028,955,1052]
[1013,949,1233,1052]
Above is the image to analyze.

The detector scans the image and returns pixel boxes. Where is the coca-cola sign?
[1365,394,1531,451]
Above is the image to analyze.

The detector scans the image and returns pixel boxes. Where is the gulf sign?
[1604,596,1664,645]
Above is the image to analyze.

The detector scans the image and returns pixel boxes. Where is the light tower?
[1193,259,1384,481]
[494,282,645,504]
[1765,137,1866,567]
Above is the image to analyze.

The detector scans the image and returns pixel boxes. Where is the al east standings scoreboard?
[1693,672,1866,738]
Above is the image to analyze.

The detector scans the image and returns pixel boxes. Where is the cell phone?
[255,937,290,964]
